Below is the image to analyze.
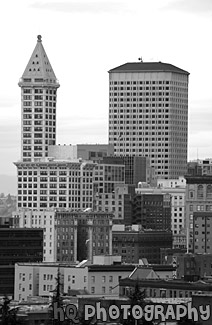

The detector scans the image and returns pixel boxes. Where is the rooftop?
[109,62,189,75]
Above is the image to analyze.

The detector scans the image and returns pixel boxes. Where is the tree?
[48,269,72,325]
[124,282,154,325]
[0,296,20,325]
[49,269,63,325]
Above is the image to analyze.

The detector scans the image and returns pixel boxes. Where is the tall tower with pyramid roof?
[18,35,60,162]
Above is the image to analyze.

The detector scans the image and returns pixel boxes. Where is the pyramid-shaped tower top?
[19,35,60,87]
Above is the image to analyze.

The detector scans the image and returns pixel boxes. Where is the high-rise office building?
[108,62,189,179]
[18,35,60,162]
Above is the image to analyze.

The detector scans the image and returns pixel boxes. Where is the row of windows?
[18,196,93,202]
[110,97,170,102]
[23,114,56,119]
[17,202,86,208]
[189,185,212,199]
[23,101,56,107]
[111,91,170,96]
[23,95,56,100]
[110,80,170,85]
[23,108,56,114]
[23,88,57,95]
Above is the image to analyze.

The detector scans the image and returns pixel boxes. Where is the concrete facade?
[18,35,60,162]
[48,144,114,161]
[12,210,113,263]
[108,62,189,179]
[15,160,96,210]
[136,177,186,234]
[185,175,212,252]
[112,224,172,264]
[14,262,134,301]
[14,263,88,301]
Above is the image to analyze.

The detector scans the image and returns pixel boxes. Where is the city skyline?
[1,0,212,175]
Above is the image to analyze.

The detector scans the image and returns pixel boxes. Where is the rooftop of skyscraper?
[109,61,189,74]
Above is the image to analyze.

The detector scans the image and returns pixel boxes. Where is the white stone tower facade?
[18,35,60,162]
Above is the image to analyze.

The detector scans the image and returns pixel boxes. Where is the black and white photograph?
[0,0,211,324]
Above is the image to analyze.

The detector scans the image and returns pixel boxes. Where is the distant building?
[14,263,88,302]
[0,228,43,296]
[176,253,212,281]
[15,261,135,301]
[93,162,126,222]
[187,161,202,176]
[15,160,96,210]
[136,177,186,234]
[13,209,113,263]
[119,277,212,299]
[56,210,113,262]
[48,144,114,161]
[187,158,212,176]
[12,209,56,262]
[87,264,135,296]
[172,233,187,250]
[193,212,212,254]
[15,259,175,302]
[18,35,60,162]
[132,193,171,230]
[108,61,189,179]
[112,225,172,264]
[185,175,212,252]
[101,156,155,186]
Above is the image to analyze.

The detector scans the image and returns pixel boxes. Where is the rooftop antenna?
[197,147,199,161]
[138,57,143,62]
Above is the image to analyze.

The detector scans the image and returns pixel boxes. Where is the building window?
[102,276,106,283]
[91,287,95,294]
[189,191,194,199]
[206,185,212,199]
[197,185,203,199]
[102,287,106,294]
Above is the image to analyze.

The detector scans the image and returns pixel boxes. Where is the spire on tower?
[19,35,59,88]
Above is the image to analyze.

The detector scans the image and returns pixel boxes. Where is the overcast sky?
[1,0,212,175]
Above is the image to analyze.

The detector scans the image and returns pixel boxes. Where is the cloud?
[30,1,127,14]
[0,97,17,108]
[163,0,212,14]
[0,124,20,149]
[57,115,107,144]
[188,130,212,160]
[189,99,212,134]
